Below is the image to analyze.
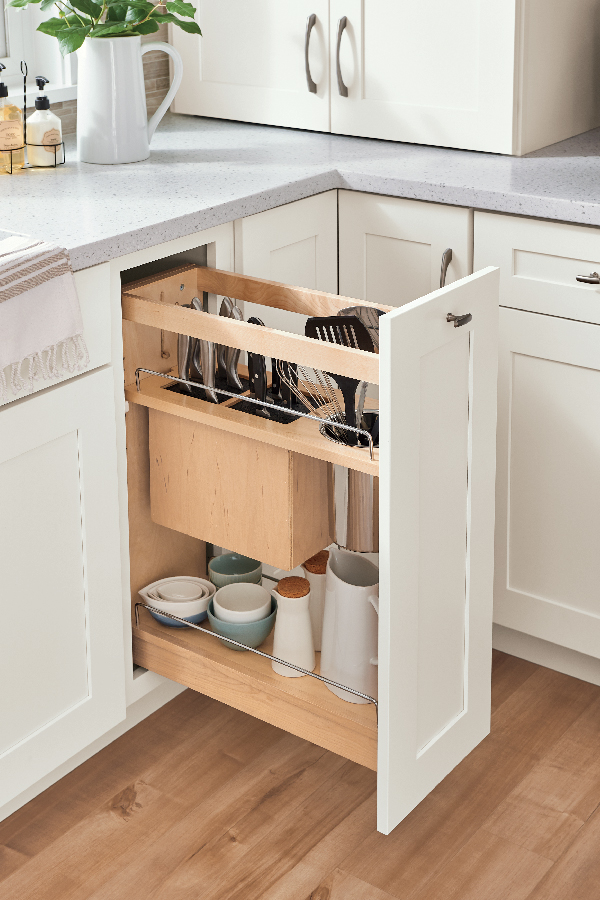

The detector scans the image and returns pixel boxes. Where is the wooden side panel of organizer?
[148,408,334,570]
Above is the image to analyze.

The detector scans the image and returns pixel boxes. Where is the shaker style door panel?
[339,191,473,309]
[0,368,126,808]
[170,0,330,131]
[378,268,498,833]
[329,0,516,153]
[475,212,600,326]
[494,308,600,657]
[235,191,338,336]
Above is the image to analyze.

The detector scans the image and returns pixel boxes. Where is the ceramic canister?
[301,549,329,652]
[271,576,315,678]
[320,548,379,703]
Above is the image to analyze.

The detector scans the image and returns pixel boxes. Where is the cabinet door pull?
[336,16,349,97]
[576,272,600,284]
[446,312,472,327]
[305,13,318,93]
[440,247,453,288]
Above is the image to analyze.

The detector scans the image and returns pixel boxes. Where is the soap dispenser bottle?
[0,63,25,173]
[26,77,63,167]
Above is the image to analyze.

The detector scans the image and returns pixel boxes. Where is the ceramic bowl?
[213,582,272,624]
[139,577,215,628]
[207,597,277,651]
[208,553,262,589]
[156,579,207,602]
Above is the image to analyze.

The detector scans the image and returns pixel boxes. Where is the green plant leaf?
[57,24,91,54]
[90,22,130,35]
[106,3,127,20]
[133,18,160,33]
[69,0,102,18]
[8,0,40,9]
[165,0,196,19]
[37,15,71,34]
[124,1,153,19]
[149,12,179,22]
[39,0,57,10]
[173,18,200,33]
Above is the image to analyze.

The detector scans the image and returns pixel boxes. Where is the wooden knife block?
[148,408,334,570]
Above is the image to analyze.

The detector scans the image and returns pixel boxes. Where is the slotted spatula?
[305,315,374,441]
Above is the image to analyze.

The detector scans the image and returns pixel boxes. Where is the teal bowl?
[207,597,276,651]
[208,553,262,589]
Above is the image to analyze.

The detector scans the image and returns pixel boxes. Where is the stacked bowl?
[139,576,216,627]
[207,554,275,650]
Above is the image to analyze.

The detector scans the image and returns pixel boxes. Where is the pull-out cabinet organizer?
[122,262,499,834]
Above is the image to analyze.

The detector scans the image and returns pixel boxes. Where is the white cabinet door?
[235,191,338,335]
[330,0,516,153]
[339,191,473,308]
[378,267,498,833]
[493,308,600,658]
[0,368,125,808]
[171,0,330,131]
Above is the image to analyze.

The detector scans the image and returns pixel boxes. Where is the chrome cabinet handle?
[336,16,349,97]
[440,247,453,288]
[305,13,317,93]
[576,271,600,284]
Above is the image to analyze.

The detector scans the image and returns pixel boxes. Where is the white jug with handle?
[320,548,379,704]
[77,35,183,164]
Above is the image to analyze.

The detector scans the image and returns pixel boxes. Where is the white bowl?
[156,579,207,602]
[139,576,215,624]
[213,582,272,624]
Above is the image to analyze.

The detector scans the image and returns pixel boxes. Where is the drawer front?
[0,262,111,408]
[474,212,600,323]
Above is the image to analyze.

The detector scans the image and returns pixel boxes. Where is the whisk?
[275,360,354,445]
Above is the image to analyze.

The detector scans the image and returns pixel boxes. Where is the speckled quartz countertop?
[4,113,600,272]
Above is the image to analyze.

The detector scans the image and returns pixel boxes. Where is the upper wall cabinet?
[171,0,330,132]
[170,0,600,155]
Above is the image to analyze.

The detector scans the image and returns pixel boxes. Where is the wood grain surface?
[1,652,599,900]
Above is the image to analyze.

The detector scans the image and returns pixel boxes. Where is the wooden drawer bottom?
[133,609,377,771]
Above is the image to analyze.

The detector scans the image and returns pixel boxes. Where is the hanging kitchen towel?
[0,235,89,402]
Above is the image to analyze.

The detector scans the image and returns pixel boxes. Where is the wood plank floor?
[1,651,600,900]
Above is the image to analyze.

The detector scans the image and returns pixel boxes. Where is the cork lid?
[276,576,310,598]
[302,549,329,575]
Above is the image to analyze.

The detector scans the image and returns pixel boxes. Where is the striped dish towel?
[0,235,89,402]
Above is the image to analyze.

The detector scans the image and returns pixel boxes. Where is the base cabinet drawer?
[475,212,600,325]
[122,261,499,834]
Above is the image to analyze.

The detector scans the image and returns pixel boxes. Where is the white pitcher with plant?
[9,0,200,164]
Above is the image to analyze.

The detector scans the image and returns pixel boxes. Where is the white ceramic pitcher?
[320,548,379,704]
[77,35,183,164]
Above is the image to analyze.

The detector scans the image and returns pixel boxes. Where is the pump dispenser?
[26,76,63,167]
[0,63,25,172]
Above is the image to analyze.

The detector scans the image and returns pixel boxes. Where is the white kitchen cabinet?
[171,0,600,155]
[235,190,338,335]
[338,191,473,308]
[171,0,330,131]
[0,367,126,809]
[475,212,600,658]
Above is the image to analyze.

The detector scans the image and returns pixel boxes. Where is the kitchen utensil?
[334,465,379,553]
[321,549,379,703]
[305,315,375,440]
[275,360,347,443]
[247,316,269,414]
[139,576,215,627]
[278,360,298,409]
[177,304,193,394]
[226,304,244,391]
[191,296,218,402]
[271,357,282,399]
[271,576,315,677]
[301,549,329,651]
[338,306,385,351]
[207,597,277,651]
[217,297,232,379]
[208,553,262,588]
[213,582,272,623]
